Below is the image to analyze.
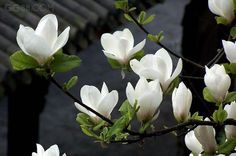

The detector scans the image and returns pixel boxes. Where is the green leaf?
[212,104,227,123]
[215,16,228,25]
[203,87,216,103]
[229,63,236,74]
[132,50,144,61]
[93,120,106,131]
[224,91,236,104]
[124,13,133,22]
[50,52,81,73]
[164,77,180,95]
[106,115,129,139]
[107,58,122,69]
[80,125,97,137]
[143,14,155,25]
[63,76,78,91]
[119,100,133,115]
[10,51,39,71]
[191,112,203,120]
[76,113,93,127]
[218,138,236,154]
[138,11,146,24]
[115,0,128,11]
[147,31,164,43]
[230,27,236,38]
[223,63,231,74]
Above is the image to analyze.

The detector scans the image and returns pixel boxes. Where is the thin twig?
[206,49,224,67]
[127,12,205,70]
[179,75,204,80]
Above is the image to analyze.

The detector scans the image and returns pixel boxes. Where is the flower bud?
[224,101,236,139]
[204,64,231,102]
[126,78,163,123]
[222,40,236,63]
[172,82,192,122]
[208,0,235,23]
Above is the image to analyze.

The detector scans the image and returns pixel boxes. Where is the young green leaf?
[63,76,78,91]
[114,0,128,11]
[124,13,134,22]
[138,11,146,24]
[10,51,39,71]
[218,138,236,154]
[230,27,236,38]
[215,16,228,25]
[203,87,216,103]
[212,105,227,123]
[50,52,81,73]
[107,58,122,69]
[143,14,156,25]
[224,91,236,104]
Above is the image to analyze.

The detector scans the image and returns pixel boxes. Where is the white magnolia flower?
[185,131,203,155]
[224,101,236,139]
[208,0,235,23]
[75,82,118,123]
[172,82,192,122]
[101,28,146,65]
[17,14,70,65]
[204,64,231,102]
[126,78,163,123]
[194,118,217,154]
[130,48,183,91]
[32,144,66,156]
[222,40,236,63]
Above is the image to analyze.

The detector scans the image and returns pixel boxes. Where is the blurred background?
[0,0,224,155]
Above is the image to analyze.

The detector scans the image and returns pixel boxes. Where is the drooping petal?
[222,40,236,63]
[52,27,70,54]
[35,18,58,48]
[128,39,146,58]
[97,90,118,118]
[126,82,136,106]
[74,102,90,115]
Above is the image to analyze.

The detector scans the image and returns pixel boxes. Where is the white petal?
[35,18,58,48]
[185,131,203,155]
[164,59,182,91]
[126,83,136,106]
[97,90,118,118]
[101,33,120,54]
[62,154,67,156]
[74,102,90,115]
[16,25,34,55]
[135,78,150,97]
[222,40,236,63]
[117,38,131,60]
[208,0,223,16]
[80,85,101,108]
[155,48,173,78]
[45,145,59,156]
[113,28,134,48]
[103,50,121,61]
[101,82,109,97]
[22,30,52,64]
[137,90,162,122]
[52,27,70,54]
[130,59,144,74]
[37,14,58,32]
[219,0,234,22]
[128,39,146,58]
[36,144,45,155]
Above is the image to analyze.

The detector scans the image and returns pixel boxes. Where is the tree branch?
[127,12,205,70]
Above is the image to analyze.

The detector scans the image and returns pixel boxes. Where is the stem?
[49,76,114,125]
[179,75,204,80]
[127,12,204,70]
